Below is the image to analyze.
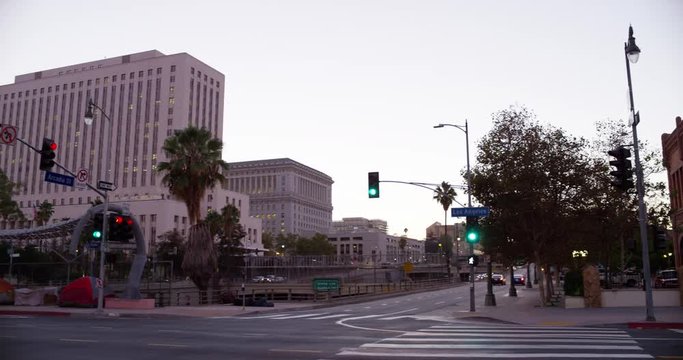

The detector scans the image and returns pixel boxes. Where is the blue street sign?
[44,171,75,187]
[451,207,490,217]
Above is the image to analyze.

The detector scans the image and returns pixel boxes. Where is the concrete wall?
[601,289,681,307]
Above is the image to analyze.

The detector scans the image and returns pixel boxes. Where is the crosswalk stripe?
[362,343,644,350]
[404,332,630,338]
[337,350,653,358]
[388,338,637,344]
[671,329,683,334]
[336,324,651,359]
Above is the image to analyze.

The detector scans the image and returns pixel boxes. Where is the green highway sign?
[313,278,340,292]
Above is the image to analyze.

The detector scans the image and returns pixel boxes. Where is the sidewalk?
[1,287,681,328]
[449,287,683,328]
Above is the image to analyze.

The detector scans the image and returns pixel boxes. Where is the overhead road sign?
[451,207,490,217]
[44,171,75,187]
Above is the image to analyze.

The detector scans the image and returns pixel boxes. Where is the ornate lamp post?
[84,99,113,313]
[624,25,655,322]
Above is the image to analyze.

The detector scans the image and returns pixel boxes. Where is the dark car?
[655,270,678,288]
[491,274,506,285]
[513,274,525,286]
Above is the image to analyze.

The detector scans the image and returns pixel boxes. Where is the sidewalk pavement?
[1,287,681,329]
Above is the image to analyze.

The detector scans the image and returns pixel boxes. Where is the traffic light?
[109,215,135,242]
[91,213,104,240]
[607,146,634,191]
[465,216,480,243]
[368,172,380,198]
[467,255,479,266]
[654,226,667,251]
[39,137,57,171]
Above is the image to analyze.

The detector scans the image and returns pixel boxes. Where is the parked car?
[513,274,525,286]
[654,269,679,288]
[491,274,506,285]
[251,276,266,283]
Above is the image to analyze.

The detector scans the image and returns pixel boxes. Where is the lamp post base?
[485,293,496,306]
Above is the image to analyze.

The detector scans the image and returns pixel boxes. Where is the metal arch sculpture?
[69,204,146,299]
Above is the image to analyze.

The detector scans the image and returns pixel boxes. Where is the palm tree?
[157,126,229,225]
[35,200,54,226]
[156,126,228,292]
[433,181,457,280]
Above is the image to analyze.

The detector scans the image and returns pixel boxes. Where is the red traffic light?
[113,215,124,224]
[49,142,57,151]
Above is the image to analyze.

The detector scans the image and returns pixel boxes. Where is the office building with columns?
[0,50,263,252]
[225,158,333,238]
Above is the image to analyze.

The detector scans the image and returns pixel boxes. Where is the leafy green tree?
[155,230,186,278]
[470,106,594,304]
[156,126,228,291]
[433,181,457,279]
[35,200,54,226]
[296,233,335,256]
[0,169,24,221]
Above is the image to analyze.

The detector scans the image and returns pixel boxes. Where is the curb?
[0,310,71,317]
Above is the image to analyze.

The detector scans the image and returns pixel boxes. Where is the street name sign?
[44,171,75,187]
[451,207,490,217]
[97,180,116,191]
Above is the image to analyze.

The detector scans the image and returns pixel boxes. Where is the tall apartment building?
[225,158,333,237]
[0,50,263,252]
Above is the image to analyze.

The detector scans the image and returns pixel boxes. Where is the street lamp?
[624,25,655,322]
[84,99,114,313]
[434,121,484,312]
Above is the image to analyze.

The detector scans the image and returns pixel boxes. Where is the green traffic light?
[466,231,478,243]
[368,188,378,197]
[92,230,102,239]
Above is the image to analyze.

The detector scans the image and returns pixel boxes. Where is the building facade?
[661,115,683,270]
[332,217,387,233]
[327,217,424,264]
[0,50,263,252]
[225,158,333,237]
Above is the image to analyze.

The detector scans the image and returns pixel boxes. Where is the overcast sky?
[1,0,681,240]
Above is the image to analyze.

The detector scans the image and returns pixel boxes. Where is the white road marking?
[148,343,188,348]
[232,313,293,319]
[362,343,643,350]
[671,329,683,334]
[269,313,328,319]
[435,301,445,305]
[390,337,637,344]
[308,314,348,320]
[90,326,112,330]
[59,338,99,343]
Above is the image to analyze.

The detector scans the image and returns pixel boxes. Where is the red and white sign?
[0,125,17,145]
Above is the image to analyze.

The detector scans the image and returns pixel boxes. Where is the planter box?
[105,298,155,309]
[564,296,585,308]
[601,289,681,307]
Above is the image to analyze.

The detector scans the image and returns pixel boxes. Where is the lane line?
[362,343,644,350]
[59,338,99,343]
[337,350,653,358]
[308,314,348,320]
[269,349,323,354]
[148,343,189,348]
[387,338,637,344]
[270,313,328,319]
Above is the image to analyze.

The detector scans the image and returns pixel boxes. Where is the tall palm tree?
[35,200,54,226]
[157,126,228,292]
[157,126,229,225]
[433,181,457,280]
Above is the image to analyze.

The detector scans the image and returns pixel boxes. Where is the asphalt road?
[1,283,682,359]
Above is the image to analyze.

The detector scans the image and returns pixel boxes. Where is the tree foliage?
[0,169,24,221]
[156,126,229,225]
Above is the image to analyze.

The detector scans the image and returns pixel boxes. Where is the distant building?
[328,217,424,263]
[0,50,263,253]
[426,221,465,257]
[225,158,333,237]
[332,217,387,233]
[660,115,683,269]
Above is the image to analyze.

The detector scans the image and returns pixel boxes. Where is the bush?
[563,270,583,296]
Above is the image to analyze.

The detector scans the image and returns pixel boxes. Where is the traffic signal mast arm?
[15,137,105,197]
[368,176,467,207]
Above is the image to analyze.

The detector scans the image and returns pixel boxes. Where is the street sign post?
[451,207,490,217]
[44,171,75,187]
